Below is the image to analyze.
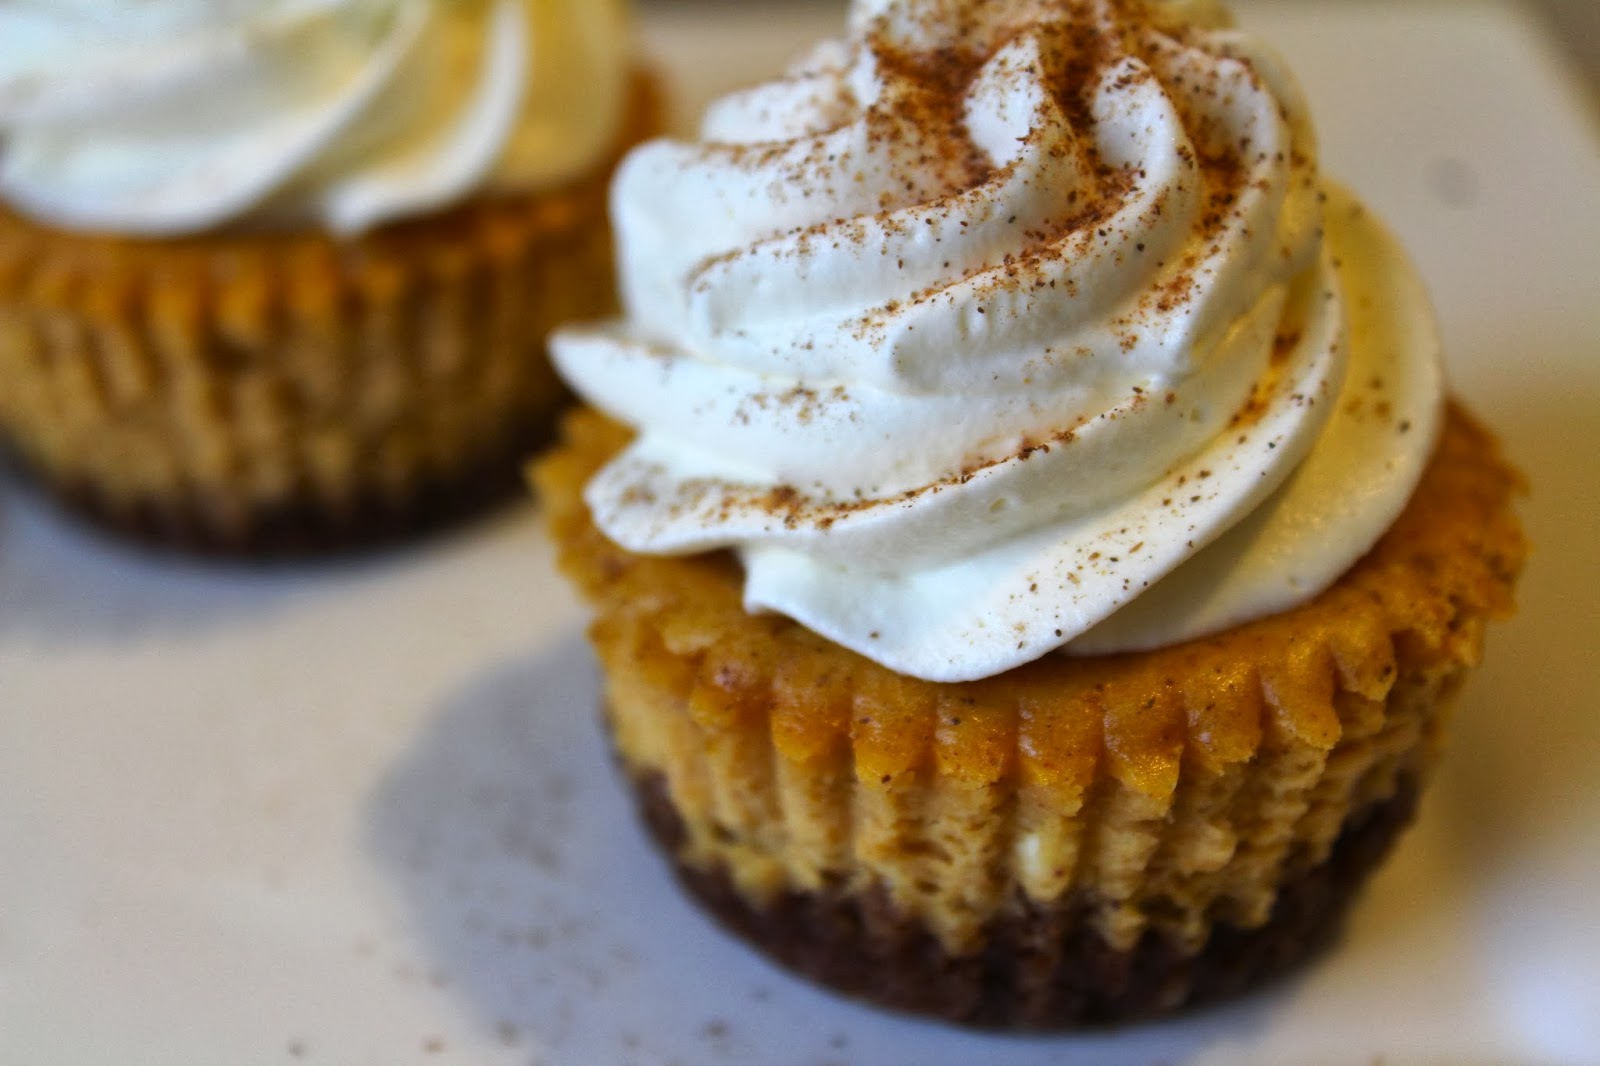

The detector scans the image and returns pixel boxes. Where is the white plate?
[4,3,1598,1063]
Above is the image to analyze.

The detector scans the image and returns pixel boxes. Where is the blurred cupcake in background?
[0,0,659,554]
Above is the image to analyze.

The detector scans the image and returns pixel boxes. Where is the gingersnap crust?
[535,400,1524,1025]
[0,415,554,556]
[0,71,661,557]
[631,766,1419,1027]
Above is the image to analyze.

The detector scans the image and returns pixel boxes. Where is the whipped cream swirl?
[0,0,631,235]
[553,0,1441,682]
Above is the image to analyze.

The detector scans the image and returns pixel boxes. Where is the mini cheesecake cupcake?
[0,0,658,554]
[535,0,1525,1027]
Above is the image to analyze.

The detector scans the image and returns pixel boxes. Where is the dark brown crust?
[630,768,1418,1029]
[2,418,555,558]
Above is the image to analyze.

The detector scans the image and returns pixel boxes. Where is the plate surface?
[4,3,1598,1063]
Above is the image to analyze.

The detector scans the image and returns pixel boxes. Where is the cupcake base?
[3,417,554,556]
[537,400,1523,1029]
[631,765,1417,1028]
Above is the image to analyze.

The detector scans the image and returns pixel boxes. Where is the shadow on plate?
[367,637,1300,1066]
[0,470,499,646]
